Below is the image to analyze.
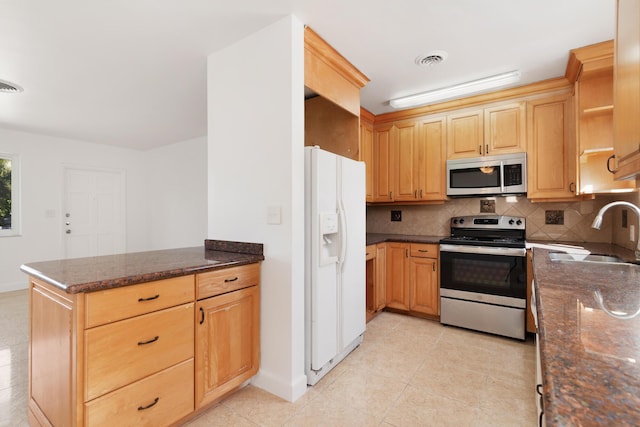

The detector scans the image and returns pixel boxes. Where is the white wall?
[207,15,307,402]
[0,127,149,291]
[147,136,208,250]
[0,128,209,292]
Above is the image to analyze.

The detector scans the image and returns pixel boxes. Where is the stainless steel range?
[439,215,527,340]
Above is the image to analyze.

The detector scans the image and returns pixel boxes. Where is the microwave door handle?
[500,161,505,193]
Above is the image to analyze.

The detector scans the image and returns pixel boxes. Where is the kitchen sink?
[549,252,628,264]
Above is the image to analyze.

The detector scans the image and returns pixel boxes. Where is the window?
[0,154,20,236]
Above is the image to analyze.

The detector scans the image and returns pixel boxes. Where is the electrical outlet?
[391,210,402,222]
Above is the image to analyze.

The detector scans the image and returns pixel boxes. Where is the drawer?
[410,243,438,258]
[366,244,376,261]
[85,359,194,427]
[197,263,260,300]
[85,275,195,328]
[85,303,194,401]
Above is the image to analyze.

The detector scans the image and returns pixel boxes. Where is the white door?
[63,167,125,259]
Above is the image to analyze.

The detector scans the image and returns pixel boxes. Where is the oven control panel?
[450,215,525,230]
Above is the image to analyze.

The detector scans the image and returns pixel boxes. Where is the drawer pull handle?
[138,397,159,411]
[137,336,159,346]
[138,294,160,302]
[200,307,205,325]
[418,249,429,252]
[225,277,239,283]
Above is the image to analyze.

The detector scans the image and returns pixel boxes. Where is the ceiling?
[0,0,615,151]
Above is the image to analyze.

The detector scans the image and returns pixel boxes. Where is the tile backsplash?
[367,193,640,246]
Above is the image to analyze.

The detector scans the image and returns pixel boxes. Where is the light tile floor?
[1,290,536,427]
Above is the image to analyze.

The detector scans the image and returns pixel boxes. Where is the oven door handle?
[440,244,526,257]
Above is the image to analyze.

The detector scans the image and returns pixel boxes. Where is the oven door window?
[440,251,526,298]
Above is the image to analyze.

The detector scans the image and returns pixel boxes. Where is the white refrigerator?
[304,146,366,386]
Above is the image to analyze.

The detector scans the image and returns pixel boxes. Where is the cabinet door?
[527,94,577,200]
[417,117,447,201]
[394,121,418,201]
[613,0,640,179]
[365,245,376,320]
[409,257,439,316]
[375,243,386,311]
[526,250,535,334]
[360,122,375,202]
[385,243,409,310]
[373,124,394,202]
[447,110,483,159]
[196,286,260,408]
[484,102,526,155]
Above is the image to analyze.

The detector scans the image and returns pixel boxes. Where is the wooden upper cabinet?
[527,93,577,200]
[304,27,369,116]
[484,102,526,155]
[360,109,375,202]
[394,120,419,201]
[372,124,395,202]
[305,96,360,160]
[567,40,636,194]
[447,103,525,159]
[613,0,640,180]
[447,109,483,159]
[417,117,447,201]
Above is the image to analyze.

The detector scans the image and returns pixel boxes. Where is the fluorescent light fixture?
[389,70,521,109]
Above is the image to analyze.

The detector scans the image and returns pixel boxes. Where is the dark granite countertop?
[366,233,445,245]
[20,240,264,294]
[531,243,640,425]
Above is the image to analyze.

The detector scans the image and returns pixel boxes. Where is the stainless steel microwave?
[446,152,527,197]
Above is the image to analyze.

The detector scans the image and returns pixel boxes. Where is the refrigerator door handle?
[337,198,347,267]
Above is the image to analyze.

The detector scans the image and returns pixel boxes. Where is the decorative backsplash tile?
[367,194,640,245]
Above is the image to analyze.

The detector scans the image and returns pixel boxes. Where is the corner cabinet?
[527,93,577,201]
[195,264,260,409]
[613,0,640,180]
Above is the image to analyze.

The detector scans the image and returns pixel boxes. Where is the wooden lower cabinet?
[385,243,411,310]
[366,243,387,321]
[385,242,439,316]
[28,262,261,427]
[526,250,536,334]
[196,285,260,408]
[84,360,194,427]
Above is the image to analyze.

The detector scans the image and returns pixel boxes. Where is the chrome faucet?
[592,201,640,260]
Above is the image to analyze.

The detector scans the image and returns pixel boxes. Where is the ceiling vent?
[415,51,448,67]
[0,79,23,93]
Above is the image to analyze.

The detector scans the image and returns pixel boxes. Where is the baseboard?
[0,280,28,293]
[250,368,308,403]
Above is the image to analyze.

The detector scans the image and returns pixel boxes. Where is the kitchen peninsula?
[532,244,640,425]
[20,240,264,427]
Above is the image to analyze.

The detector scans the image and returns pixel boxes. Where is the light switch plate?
[267,205,281,225]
